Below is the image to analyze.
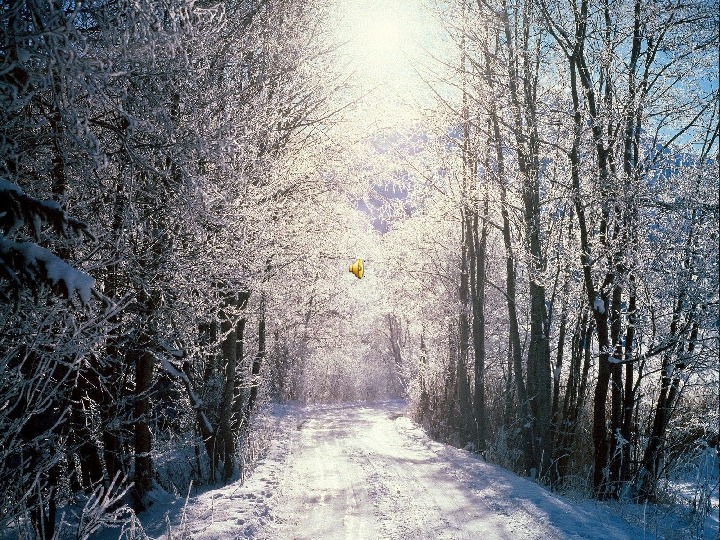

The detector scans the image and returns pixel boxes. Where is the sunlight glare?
[330,0,446,128]
[345,3,410,82]
[363,17,402,57]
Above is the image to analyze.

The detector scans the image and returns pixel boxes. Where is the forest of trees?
[0,0,717,538]
[404,0,720,497]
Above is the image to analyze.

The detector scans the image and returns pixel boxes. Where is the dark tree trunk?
[180,359,215,461]
[566,40,618,497]
[457,209,475,439]
[243,300,266,430]
[218,291,239,482]
[591,296,612,498]
[132,344,155,511]
[445,320,458,426]
[68,370,105,492]
[554,311,593,486]
[608,281,624,495]
[489,100,533,473]
[102,153,130,487]
[549,285,568,485]
[387,314,407,391]
[232,292,251,432]
[617,276,637,489]
[131,185,163,509]
[468,207,487,453]
[497,0,552,476]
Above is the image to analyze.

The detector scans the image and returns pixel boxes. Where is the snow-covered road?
[158,401,664,539]
[214,401,657,539]
[270,402,564,539]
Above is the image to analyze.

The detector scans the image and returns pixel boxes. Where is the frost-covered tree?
[1,0,343,534]
[537,0,718,499]
[399,0,718,506]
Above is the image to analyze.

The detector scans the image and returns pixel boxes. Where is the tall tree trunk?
[457,209,474,439]
[133,345,154,510]
[455,9,475,442]
[100,147,131,488]
[566,41,617,497]
[549,279,569,485]
[445,319,458,421]
[218,289,239,482]
[68,371,105,492]
[132,257,161,508]
[232,290,251,431]
[468,206,487,453]
[387,314,408,391]
[489,98,533,473]
[554,311,593,485]
[243,298,266,431]
[180,358,215,463]
[608,279,624,495]
[613,0,643,494]
[619,276,637,487]
[497,0,552,476]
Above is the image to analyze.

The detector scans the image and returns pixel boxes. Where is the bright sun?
[363,18,402,55]
[332,0,443,114]
[331,0,443,125]
[342,3,409,82]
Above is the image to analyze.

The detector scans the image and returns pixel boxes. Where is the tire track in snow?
[265,409,379,539]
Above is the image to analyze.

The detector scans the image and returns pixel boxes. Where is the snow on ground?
[132,401,717,540]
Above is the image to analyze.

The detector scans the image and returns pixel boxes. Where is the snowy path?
[270,402,558,539]
[162,401,660,540]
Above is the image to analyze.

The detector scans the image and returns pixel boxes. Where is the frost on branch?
[0,179,95,302]
[0,179,91,240]
[0,239,95,303]
[73,472,134,539]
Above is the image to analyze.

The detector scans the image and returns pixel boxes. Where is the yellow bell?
[349,258,364,279]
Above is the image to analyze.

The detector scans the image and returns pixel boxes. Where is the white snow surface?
[120,401,719,540]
